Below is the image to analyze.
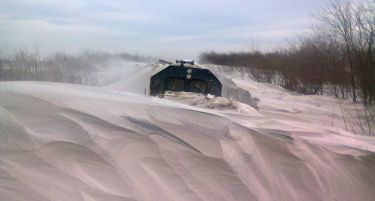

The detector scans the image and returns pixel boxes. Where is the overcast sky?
[0,0,331,59]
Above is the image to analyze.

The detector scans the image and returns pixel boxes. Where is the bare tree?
[316,0,358,102]
[353,1,375,105]
[199,0,375,135]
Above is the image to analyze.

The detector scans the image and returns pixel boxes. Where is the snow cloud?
[0,0,329,59]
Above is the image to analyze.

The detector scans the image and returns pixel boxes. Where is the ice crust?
[0,62,374,201]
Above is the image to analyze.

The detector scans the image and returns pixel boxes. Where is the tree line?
[0,50,154,84]
[200,0,375,106]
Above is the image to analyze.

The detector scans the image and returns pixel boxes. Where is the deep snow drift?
[0,62,375,201]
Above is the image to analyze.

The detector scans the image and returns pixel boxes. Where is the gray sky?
[0,0,331,59]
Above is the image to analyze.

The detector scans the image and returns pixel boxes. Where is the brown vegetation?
[0,50,153,84]
[200,0,375,135]
[200,0,374,105]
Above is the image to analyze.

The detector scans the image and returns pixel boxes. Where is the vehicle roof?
[151,61,207,76]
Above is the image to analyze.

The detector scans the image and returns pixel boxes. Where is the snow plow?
[150,60,222,96]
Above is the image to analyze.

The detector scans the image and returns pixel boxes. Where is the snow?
[163,91,234,109]
[0,62,374,201]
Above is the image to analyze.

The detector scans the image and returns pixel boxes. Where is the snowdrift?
[0,81,375,201]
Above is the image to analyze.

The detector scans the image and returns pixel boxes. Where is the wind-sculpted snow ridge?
[0,81,375,201]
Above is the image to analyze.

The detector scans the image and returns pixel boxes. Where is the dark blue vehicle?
[150,60,222,96]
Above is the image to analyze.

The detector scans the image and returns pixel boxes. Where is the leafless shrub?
[200,0,375,136]
[0,49,155,84]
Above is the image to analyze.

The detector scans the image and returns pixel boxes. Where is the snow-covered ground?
[0,62,374,201]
